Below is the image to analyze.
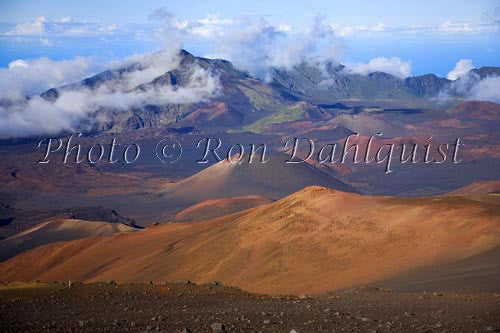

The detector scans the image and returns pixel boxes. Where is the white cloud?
[345,57,412,78]
[188,25,218,38]
[4,11,499,46]
[441,69,500,103]
[468,76,500,103]
[327,20,498,36]
[198,14,232,26]
[210,15,345,78]
[56,16,73,23]
[8,60,29,69]
[99,24,118,33]
[330,22,387,36]
[107,50,182,90]
[148,9,189,51]
[439,21,475,33]
[150,10,233,39]
[148,11,346,78]
[39,38,53,46]
[447,59,475,80]
[3,16,123,37]
[372,22,386,32]
[438,20,499,34]
[7,16,46,35]
[149,11,347,78]
[187,14,234,38]
[0,56,98,100]
[277,24,292,32]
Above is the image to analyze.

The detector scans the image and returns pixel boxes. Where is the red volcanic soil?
[172,195,273,221]
[0,186,498,295]
[449,101,500,120]
[447,180,500,195]
[181,102,243,127]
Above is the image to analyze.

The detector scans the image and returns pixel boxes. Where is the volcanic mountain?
[270,61,453,102]
[38,49,293,134]
[32,49,500,136]
[0,219,139,262]
[160,153,357,204]
[0,186,498,295]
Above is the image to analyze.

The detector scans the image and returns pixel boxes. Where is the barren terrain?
[1,282,499,332]
[1,187,498,295]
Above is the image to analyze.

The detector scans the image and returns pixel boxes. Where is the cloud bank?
[209,15,346,79]
[468,76,500,103]
[4,13,498,40]
[149,11,347,79]
[345,57,412,78]
[0,50,220,139]
[442,67,500,103]
[0,57,99,101]
[4,16,122,37]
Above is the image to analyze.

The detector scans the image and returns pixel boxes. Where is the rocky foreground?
[0,282,499,332]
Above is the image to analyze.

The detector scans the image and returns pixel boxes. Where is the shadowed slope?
[0,187,498,295]
[0,219,139,262]
[448,180,500,195]
[375,246,500,292]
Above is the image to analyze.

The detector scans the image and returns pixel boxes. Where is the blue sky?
[0,0,499,76]
[0,0,495,26]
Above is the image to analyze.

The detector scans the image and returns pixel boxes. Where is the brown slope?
[0,186,498,295]
[172,195,273,222]
[447,180,500,195]
[449,100,500,120]
[179,102,244,128]
[328,113,402,136]
[0,219,139,262]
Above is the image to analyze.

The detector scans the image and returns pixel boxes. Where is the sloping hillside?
[0,219,139,262]
[448,180,500,195]
[0,187,498,295]
[161,154,357,203]
[172,195,273,222]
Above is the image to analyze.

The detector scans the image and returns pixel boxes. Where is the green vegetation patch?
[238,84,305,133]
[243,106,305,133]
